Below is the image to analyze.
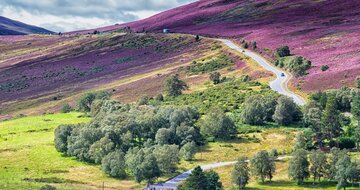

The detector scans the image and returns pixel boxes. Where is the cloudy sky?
[0,0,196,32]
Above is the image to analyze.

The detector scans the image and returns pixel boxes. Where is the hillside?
[1,32,258,117]
[89,0,360,92]
[0,16,53,35]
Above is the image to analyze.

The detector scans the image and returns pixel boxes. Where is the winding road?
[148,39,305,189]
[219,39,306,106]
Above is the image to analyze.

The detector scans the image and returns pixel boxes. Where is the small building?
[145,183,177,190]
[163,29,170,33]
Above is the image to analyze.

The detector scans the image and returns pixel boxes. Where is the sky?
[0,0,196,32]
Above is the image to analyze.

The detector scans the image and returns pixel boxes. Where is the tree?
[195,35,200,42]
[209,72,221,85]
[101,150,126,178]
[205,170,222,190]
[327,148,347,180]
[153,145,180,174]
[276,46,290,57]
[294,132,307,150]
[180,166,208,190]
[270,149,279,159]
[141,154,161,184]
[273,96,299,126]
[241,95,268,125]
[78,93,96,112]
[165,74,188,97]
[242,42,249,49]
[252,41,257,50]
[155,128,172,145]
[309,150,327,183]
[322,95,342,145]
[356,76,360,88]
[200,107,237,140]
[89,136,115,164]
[335,154,357,190]
[232,157,250,189]
[61,103,72,113]
[352,92,360,128]
[304,105,324,148]
[250,150,275,183]
[54,124,75,153]
[180,141,197,161]
[288,149,310,185]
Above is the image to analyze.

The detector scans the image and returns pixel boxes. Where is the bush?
[187,55,234,75]
[165,74,188,97]
[61,103,72,113]
[242,42,249,49]
[321,65,329,71]
[338,137,356,149]
[40,185,56,190]
[356,76,360,88]
[209,72,221,84]
[276,46,291,57]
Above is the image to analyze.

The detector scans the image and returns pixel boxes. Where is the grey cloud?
[0,0,196,32]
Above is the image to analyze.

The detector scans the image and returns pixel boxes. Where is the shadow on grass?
[254,180,342,189]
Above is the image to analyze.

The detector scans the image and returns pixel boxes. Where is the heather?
[112,0,360,91]
[0,32,212,115]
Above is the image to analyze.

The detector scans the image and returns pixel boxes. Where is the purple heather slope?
[96,0,359,92]
[0,16,53,35]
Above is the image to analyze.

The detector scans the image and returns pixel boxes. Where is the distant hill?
[91,0,359,92]
[0,16,53,35]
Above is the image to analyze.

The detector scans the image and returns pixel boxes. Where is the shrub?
[61,103,72,113]
[40,185,56,190]
[356,76,360,88]
[321,65,329,71]
[209,72,221,84]
[276,46,291,57]
[252,41,257,50]
[338,137,356,149]
[242,42,249,49]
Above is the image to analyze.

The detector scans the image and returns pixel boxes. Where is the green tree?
[250,150,275,183]
[335,154,356,190]
[327,148,347,180]
[232,157,250,189]
[205,170,222,190]
[352,92,360,128]
[294,132,307,150]
[273,96,299,126]
[242,42,249,49]
[209,72,221,85]
[61,103,72,113]
[356,76,360,88]
[276,46,291,57]
[155,128,172,145]
[288,149,310,185]
[89,136,115,164]
[200,107,237,140]
[241,95,268,125]
[54,124,75,153]
[180,166,208,190]
[304,105,324,148]
[153,144,180,174]
[141,154,161,184]
[78,93,96,112]
[165,74,188,97]
[180,141,197,161]
[101,150,126,178]
[322,95,342,145]
[309,150,327,183]
[252,41,257,50]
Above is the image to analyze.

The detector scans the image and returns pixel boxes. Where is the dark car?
[281,73,285,77]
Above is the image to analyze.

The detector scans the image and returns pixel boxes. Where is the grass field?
[0,113,140,190]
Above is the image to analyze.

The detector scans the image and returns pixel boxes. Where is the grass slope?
[0,113,140,190]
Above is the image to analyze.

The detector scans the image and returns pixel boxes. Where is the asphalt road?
[218,39,306,106]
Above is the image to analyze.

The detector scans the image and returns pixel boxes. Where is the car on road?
[242,50,245,53]
[281,73,285,77]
